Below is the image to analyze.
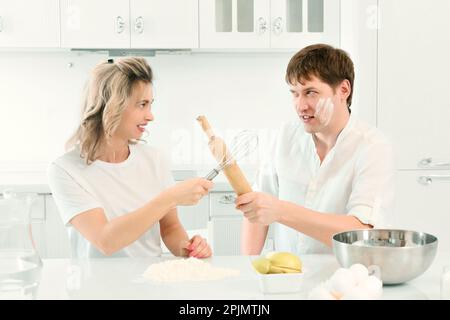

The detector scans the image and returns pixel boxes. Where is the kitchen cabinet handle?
[257,17,267,35]
[218,194,236,204]
[115,16,125,34]
[418,157,450,169]
[134,16,144,34]
[272,17,283,35]
[0,16,3,32]
[417,175,450,186]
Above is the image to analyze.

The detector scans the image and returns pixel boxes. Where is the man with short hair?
[238,44,395,254]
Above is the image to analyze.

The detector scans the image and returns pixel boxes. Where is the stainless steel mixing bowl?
[332,229,438,284]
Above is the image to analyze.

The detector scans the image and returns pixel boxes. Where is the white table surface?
[35,252,450,300]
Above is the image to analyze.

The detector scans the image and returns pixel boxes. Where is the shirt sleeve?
[347,141,396,227]
[47,162,102,227]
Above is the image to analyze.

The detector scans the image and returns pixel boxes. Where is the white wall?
[340,0,378,126]
[0,51,106,174]
[144,52,296,173]
[0,22,377,183]
[0,51,297,181]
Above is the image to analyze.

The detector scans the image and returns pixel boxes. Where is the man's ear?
[339,79,351,104]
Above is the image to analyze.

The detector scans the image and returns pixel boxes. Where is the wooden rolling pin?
[196,115,252,196]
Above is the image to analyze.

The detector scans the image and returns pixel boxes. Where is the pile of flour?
[143,257,240,282]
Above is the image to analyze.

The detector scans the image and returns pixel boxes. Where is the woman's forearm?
[277,200,371,247]
[160,223,190,257]
[98,191,177,255]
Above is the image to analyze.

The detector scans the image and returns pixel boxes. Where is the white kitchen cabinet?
[208,216,243,255]
[209,192,241,217]
[61,0,198,49]
[209,192,243,255]
[43,195,71,258]
[176,195,209,230]
[199,0,340,49]
[199,0,270,48]
[393,170,450,251]
[270,0,340,49]
[172,171,210,231]
[377,0,450,251]
[60,0,130,49]
[29,194,46,258]
[0,0,60,47]
[378,0,450,170]
[208,191,274,255]
[130,0,198,49]
[0,191,68,259]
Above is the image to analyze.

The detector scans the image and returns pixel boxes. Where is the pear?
[265,251,302,273]
[251,258,271,274]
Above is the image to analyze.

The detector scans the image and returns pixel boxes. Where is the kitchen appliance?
[332,229,438,284]
[0,191,43,299]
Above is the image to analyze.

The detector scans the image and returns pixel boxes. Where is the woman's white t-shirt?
[47,144,174,258]
[255,115,395,254]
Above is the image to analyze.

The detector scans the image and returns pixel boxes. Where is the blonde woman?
[48,57,213,259]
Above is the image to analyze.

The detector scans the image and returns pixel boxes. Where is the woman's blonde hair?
[66,57,153,164]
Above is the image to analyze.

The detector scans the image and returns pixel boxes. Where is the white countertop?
[35,252,450,300]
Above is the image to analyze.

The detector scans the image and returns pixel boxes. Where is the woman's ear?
[339,79,351,104]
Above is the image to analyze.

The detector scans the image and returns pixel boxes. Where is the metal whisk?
[204,130,258,181]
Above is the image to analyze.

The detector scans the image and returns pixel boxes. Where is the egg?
[359,275,383,299]
[308,265,383,301]
[308,285,337,300]
[341,286,372,300]
[349,263,369,285]
[329,268,357,297]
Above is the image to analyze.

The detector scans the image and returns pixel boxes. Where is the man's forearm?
[241,219,268,255]
[277,200,371,247]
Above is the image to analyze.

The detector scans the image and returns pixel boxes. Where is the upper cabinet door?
[270,0,340,49]
[130,0,198,49]
[60,0,130,49]
[0,0,59,47]
[199,0,270,49]
[378,0,450,169]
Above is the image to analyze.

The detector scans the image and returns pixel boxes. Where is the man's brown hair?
[286,44,355,111]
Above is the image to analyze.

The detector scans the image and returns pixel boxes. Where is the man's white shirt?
[255,115,395,254]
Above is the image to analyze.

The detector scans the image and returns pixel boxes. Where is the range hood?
[70,48,192,57]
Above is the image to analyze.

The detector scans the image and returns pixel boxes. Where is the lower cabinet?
[393,170,450,251]
[30,190,276,258]
[209,192,242,256]
[208,192,274,255]
[31,195,71,259]
[208,216,243,256]
[176,195,209,230]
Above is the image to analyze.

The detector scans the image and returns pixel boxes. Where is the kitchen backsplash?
[0,51,296,176]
